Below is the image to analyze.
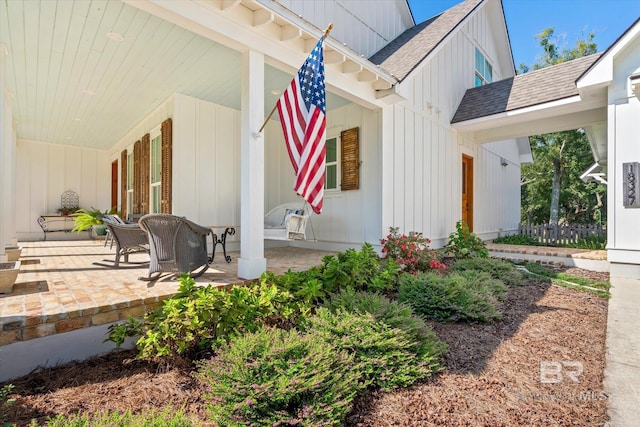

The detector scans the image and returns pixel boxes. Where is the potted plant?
[71,207,116,236]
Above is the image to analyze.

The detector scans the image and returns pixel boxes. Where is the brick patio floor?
[0,240,334,347]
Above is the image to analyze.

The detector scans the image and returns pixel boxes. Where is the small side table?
[208,226,237,264]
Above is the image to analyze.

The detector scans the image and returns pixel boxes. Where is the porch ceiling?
[0,0,358,150]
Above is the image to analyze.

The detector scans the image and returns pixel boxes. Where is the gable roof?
[369,0,484,81]
[577,17,640,89]
[451,53,602,123]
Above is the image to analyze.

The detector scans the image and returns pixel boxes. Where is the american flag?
[276,37,327,215]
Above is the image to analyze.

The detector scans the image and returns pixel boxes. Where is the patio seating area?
[0,240,334,349]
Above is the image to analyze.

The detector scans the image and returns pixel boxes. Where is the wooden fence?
[518,223,606,246]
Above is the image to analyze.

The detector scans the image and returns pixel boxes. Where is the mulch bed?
[3,268,609,426]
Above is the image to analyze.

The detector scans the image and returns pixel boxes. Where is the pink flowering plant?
[381,227,446,274]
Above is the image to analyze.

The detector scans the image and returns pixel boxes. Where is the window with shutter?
[120,150,127,218]
[340,127,359,190]
[150,133,162,213]
[161,118,172,214]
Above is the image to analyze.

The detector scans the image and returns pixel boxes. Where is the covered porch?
[0,0,398,281]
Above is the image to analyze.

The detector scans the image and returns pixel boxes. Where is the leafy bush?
[198,326,362,427]
[321,242,399,292]
[260,266,330,304]
[451,257,524,286]
[306,307,444,391]
[28,407,197,427]
[322,288,447,357]
[105,317,144,348]
[445,220,488,258]
[381,227,443,273]
[115,274,307,359]
[398,271,507,322]
[1,383,15,423]
[492,234,540,246]
[565,235,607,250]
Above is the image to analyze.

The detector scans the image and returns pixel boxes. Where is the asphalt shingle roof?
[451,53,602,123]
[369,0,484,81]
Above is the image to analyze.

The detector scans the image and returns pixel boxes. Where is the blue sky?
[407,0,640,69]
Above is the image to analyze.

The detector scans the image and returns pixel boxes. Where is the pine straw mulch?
[4,267,609,427]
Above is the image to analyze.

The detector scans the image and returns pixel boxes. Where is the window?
[475,47,493,87]
[150,134,162,213]
[324,127,360,192]
[126,152,134,216]
[325,136,339,191]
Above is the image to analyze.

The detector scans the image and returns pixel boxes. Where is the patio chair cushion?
[264,203,309,240]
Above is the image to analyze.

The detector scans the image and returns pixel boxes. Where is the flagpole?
[257,23,334,134]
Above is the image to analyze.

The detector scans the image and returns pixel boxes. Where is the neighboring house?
[453,17,640,279]
[0,0,526,279]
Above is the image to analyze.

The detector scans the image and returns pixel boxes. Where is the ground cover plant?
[27,407,197,427]
[492,233,607,250]
[520,261,610,297]
[3,236,611,426]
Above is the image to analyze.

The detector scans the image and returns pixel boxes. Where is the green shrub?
[398,271,507,322]
[321,242,399,292]
[28,407,197,427]
[305,308,444,391]
[445,220,488,258]
[565,235,607,250]
[105,317,144,348]
[125,274,307,359]
[381,227,443,273]
[260,266,331,304]
[198,326,362,427]
[450,257,524,286]
[492,234,540,246]
[322,288,447,358]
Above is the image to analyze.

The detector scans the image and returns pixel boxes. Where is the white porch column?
[380,104,395,237]
[0,44,9,261]
[237,49,266,279]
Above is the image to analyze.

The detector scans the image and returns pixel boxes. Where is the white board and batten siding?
[171,94,241,229]
[265,102,382,250]
[15,140,110,240]
[277,0,414,58]
[608,35,640,264]
[384,1,520,246]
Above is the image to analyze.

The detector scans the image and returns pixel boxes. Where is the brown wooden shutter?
[140,134,150,214]
[161,118,173,213]
[341,127,360,190]
[133,140,142,214]
[120,149,127,218]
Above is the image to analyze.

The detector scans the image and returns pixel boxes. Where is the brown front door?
[462,155,473,231]
[111,160,118,210]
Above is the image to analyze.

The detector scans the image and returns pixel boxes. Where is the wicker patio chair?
[138,214,212,281]
[102,217,149,267]
[102,214,126,248]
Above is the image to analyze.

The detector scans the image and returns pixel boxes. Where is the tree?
[520,28,605,225]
